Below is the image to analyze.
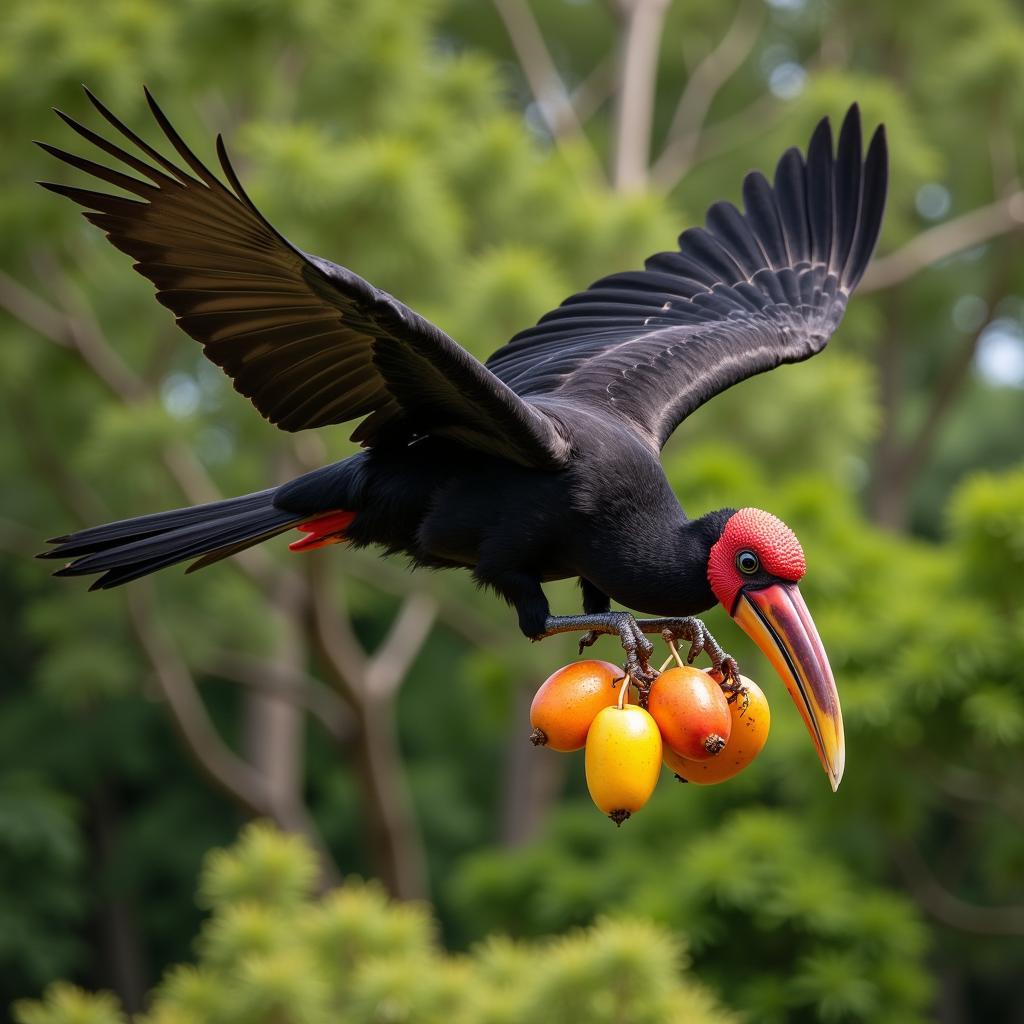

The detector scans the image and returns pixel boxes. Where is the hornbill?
[38,90,887,791]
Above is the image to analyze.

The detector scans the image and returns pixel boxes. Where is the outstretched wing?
[39,89,570,470]
[486,106,888,451]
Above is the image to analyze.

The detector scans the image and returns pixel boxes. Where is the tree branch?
[15,387,340,887]
[861,192,1024,293]
[650,0,764,190]
[342,551,510,650]
[0,269,74,347]
[570,54,617,125]
[0,261,297,594]
[127,584,340,888]
[894,257,1014,484]
[126,586,272,816]
[611,0,670,192]
[307,558,369,704]
[33,251,149,401]
[207,651,356,741]
[307,561,429,900]
[892,841,1024,936]
[364,591,439,700]
[493,0,594,155]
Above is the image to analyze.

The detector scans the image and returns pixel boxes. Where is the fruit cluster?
[529,652,770,825]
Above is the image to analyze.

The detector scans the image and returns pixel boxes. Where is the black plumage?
[39,91,887,652]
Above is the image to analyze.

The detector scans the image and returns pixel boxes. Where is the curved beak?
[732,583,845,791]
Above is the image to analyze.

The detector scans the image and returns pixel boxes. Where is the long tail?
[39,488,307,590]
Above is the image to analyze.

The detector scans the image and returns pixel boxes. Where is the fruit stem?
[617,673,631,710]
[658,654,674,674]
[667,638,686,670]
[704,733,726,756]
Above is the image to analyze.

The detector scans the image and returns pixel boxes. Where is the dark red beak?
[731,582,845,790]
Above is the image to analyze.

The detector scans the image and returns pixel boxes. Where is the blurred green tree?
[13,824,739,1024]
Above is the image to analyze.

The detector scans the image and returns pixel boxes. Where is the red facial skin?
[707,508,806,613]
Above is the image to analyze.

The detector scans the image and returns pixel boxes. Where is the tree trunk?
[611,0,669,191]
[242,580,306,808]
[499,681,568,846]
[89,787,148,1013]
[350,693,429,900]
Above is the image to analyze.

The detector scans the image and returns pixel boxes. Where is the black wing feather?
[41,89,569,469]
[832,106,863,273]
[805,117,835,268]
[773,147,810,265]
[486,105,888,450]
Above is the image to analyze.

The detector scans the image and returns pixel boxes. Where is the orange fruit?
[647,665,731,760]
[529,660,624,751]
[665,675,770,784]
[585,704,663,824]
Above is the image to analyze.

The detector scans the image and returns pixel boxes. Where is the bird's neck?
[666,507,736,610]
[592,506,734,618]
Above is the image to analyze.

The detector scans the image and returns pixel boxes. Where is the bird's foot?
[535,613,742,700]
[538,612,656,684]
[637,616,742,692]
[658,617,746,707]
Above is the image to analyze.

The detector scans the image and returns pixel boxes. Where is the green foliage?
[3,0,1024,1021]
[14,825,737,1024]
[0,778,87,996]
[13,983,126,1024]
[451,802,932,1023]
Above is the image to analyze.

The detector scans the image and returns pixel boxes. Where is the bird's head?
[708,508,844,791]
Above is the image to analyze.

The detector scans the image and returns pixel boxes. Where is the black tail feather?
[43,489,300,589]
[39,488,278,556]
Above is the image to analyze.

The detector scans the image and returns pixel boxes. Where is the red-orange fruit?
[529,660,624,751]
[647,665,732,760]
[665,675,770,784]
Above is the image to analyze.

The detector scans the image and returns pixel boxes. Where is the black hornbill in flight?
[38,90,887,791]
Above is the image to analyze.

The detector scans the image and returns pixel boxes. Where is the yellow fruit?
[665,675,770,784]
[529,660,624,752]
[585,705,663,824]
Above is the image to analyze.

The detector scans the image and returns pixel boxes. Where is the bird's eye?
[736,550,760,575]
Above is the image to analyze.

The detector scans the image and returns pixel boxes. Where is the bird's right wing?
[486,106,887,452]
[39,89,571,470]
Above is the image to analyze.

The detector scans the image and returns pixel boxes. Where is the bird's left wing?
[38,89,570,470]
[486,106,887,452]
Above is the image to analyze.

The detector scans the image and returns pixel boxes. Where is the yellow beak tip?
[827,751,845,792]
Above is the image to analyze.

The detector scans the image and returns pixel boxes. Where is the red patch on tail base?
[288,510,356,552]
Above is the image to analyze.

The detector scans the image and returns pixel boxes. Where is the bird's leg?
[576,578,612,654]
[478,567,654,681]
[538,612,656,683]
